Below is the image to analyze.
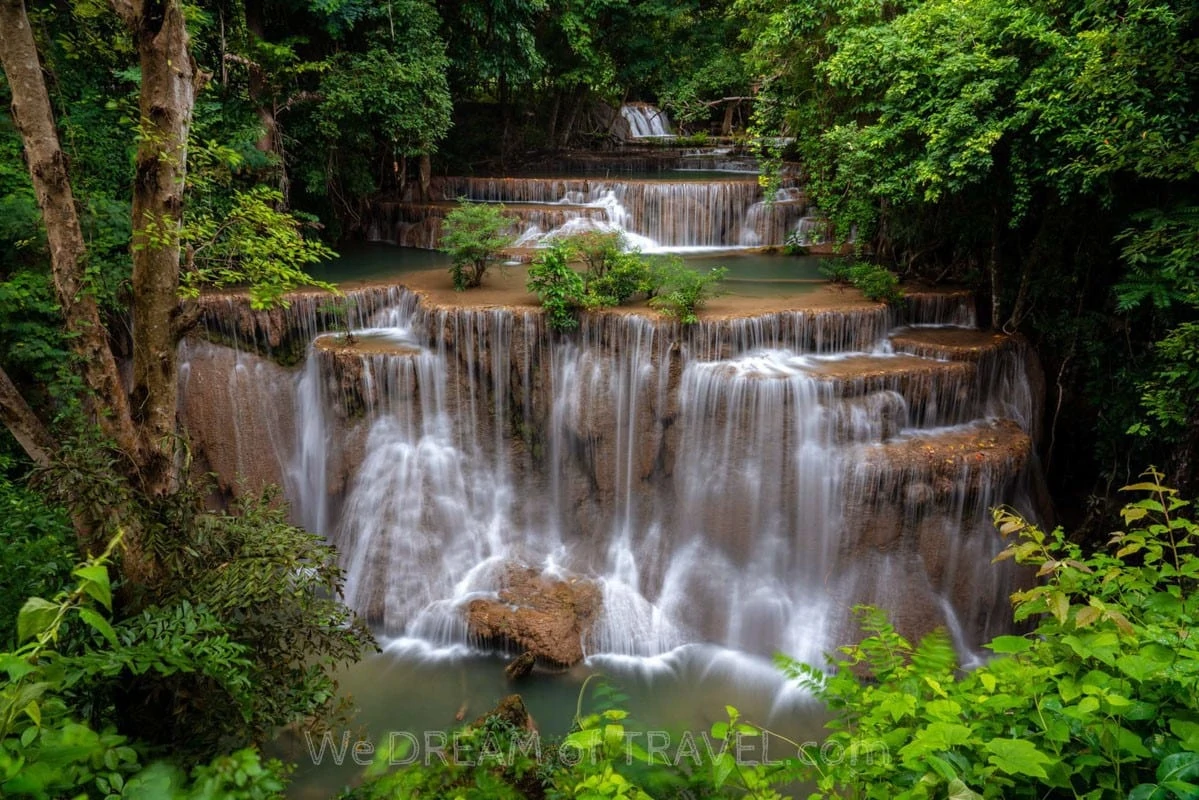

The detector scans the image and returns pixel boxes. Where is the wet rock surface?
[466,565,602,667]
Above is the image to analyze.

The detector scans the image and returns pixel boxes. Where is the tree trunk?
[115,0,200,498]
[0,0,140,462]
[419,153,431,202]
[989,205,1002,330]
[546,89,561,150]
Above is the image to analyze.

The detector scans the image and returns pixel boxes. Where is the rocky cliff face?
[181,282,1044,665]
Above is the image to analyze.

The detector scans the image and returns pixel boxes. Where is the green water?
[277,644,825,799]
[307,244,828,298]
[305,244,452,284]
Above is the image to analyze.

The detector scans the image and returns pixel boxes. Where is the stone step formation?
[180,282,1043,669]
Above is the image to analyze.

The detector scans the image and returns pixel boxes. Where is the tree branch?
[0,364,56,467]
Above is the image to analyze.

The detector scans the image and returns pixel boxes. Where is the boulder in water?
[466,565,601,666]
[472,693,536,733]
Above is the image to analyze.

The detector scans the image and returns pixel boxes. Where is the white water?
[269,292,1039,680]
[424,176,807,251]
[620,103,674,138]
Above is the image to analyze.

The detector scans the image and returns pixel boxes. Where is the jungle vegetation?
[0,0,1196,796]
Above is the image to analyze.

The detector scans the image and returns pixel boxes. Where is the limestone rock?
[466,565,601,666]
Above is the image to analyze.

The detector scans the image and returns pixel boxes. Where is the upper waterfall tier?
[619,102,674,138]
[181,276,1044,667]
[370,176,808,251]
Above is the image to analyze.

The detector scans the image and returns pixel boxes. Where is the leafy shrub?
[0,537,291,799]
[130,488,375,755]
[781,472,1199,800]
[528,237,657,328]
[568,230,626,280]
[527,243,585,331]
[441,200,514,290]
[586,252,654,309]
[823,260,904,304]
[346,678,743,800]
[648,259,728,324]
[39,439,375,758]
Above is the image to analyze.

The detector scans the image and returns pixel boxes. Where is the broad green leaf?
[564,728,604,750]
[899,722,972,760]
[1116,653,1164,682]
[984,739,1051,779]
[78,607,119,647]
[1169,719,1199,752]
[23,700,40,727]
[1121,481,1169,493]
[986,636,1032,654]
[0,654,36,680]
[925,753,957,781]
[948,778,984,800]
[1157,751,1199,782]
[1048,591,1069,623]
[1127,784,1165,800]
[17,597,59,644]
[73,564,112,610]
[712,752,736,789]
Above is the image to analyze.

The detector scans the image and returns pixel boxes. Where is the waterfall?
[211,288,1042,667]
[620,103,674,138]
[371,176,807,251]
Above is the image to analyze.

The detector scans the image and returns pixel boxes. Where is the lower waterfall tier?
[180,282,1043,667]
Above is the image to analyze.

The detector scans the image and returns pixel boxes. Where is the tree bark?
[113,0,200,497]
[0,364,55,467]
[0,0,140,462]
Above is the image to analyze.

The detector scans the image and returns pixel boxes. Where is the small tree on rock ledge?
[441,200,515,290]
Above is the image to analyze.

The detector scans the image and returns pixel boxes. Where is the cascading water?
[620,103,674,138]
[373,175,807,251]
[232,287,1042,675]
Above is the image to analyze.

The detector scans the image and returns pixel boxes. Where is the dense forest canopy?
[0,0,1197,796]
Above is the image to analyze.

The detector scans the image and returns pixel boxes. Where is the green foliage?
[131,487,375,755]
[31,436,375,758]
[647,261,727,324]
[180,184,336,309]
[777,473,1199,799]
[528,235,664,329]
[180,143,338,309]
[527,242,586,331]
[823,261,905,304]
[0,466,75,650]
[0,536,290,799]
[738,0,1199,481]
[316,38,452,159]
[441,201,515,291]
[1116,206,1199,441]
[586,252,654,309]
[347,679,780,800]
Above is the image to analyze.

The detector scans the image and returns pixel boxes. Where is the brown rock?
[466,564,602,666]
